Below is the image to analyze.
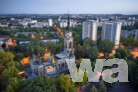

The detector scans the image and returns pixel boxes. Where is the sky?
[0,0,138,14]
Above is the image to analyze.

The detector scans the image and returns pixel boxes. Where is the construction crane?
[54,25,65,38]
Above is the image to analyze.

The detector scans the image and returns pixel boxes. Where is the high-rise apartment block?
[82,21,97,41]
[135,30,138,40]
[102,22,122,49]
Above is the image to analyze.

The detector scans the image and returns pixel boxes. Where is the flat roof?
[18,37,59,42]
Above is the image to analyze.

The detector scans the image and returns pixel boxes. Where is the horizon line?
[0,13,138,16]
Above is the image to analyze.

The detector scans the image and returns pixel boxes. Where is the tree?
[0,51,14,65]
[72,27,83,46]
[115,48,134,60]
[30,39,46,48]
[21,76,56,92]
[12,39,47,57]
[6,61,21,70]
[59,37,64,50]
[128,61,138,86]
[6,78,20,92]
[98,81,107,92]
[17,33,28,39]
[20,75,77,92]
[34,33,38,38]
[46,31,54,37]
[46,41,61,55]
[29,45,46,56]
[120,35,138,49]
[91,85,98,92]
[83,38,97,47]
[13,53,24,61]
[8,44,28,57]
[125,36,134,48]
[115,48,128,59]
[132,40,138,48]
[134,57,138,64]
[74,70,88,87]
[69,84,77,92]
[75,38,99,61]
[83,44,91,58]
[75,44,84,58]
[98,40,114,57]
[1,66,21,85]
[6,85,13,92]
[57,74,72,92]
[28,33,32,38]
[88,46,99,61]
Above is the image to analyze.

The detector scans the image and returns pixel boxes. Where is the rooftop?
[18,37,59,42]
[0,36,11,42]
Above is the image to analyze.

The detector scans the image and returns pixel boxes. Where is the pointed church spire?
[66,11,70,30]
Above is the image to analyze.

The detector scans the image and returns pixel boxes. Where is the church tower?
[64,15,74,54]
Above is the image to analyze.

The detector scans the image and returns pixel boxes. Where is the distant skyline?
[0,0,138,14]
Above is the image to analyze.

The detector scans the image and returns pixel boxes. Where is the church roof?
[56,51,70,59]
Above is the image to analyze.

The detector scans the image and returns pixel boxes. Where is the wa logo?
[66,59,128,83]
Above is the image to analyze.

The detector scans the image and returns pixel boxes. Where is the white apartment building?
[102,22,122,49]
[48,19,53,27]
[23,18,31,22]
[82,20,97,41]
[0,24,8,27]
[118,20,135,26]
[42,22,48,27]
[31,20,37,24]
[60,21,68,28]
[31,22,43,28]
[60,20,77,28]
[135,30,138,40]
[70,21,77,27]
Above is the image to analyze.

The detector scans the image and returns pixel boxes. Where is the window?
[69,42,72,48]
[62,63,64,67]
[65,42,67,48]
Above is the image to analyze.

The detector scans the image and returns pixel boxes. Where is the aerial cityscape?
[0,0,138,92]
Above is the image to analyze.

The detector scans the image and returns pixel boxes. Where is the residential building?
[0,23,8,27]
[121,29,136,38]
[135,30,138,40]
[31,22,43,28]
[48,19,53,27]
[22,22,28,28]
[23,18,31,22]
[102,22,122,49]
[18,37,59,44]
[31,20,37,24]
[42,22,48,27]
[60,19,77,28]
[82,20,97,41]
[60,21,67,28]
[0,36,12,47]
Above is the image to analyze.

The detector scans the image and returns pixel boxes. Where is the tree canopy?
[120,35,138,49]
[0,51,14,65]
[20,74,77,92]
[75,38,99,61]
[17,33,28,39]
[98,40,115,57]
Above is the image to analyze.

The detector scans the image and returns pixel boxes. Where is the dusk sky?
[0,0,138,14]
